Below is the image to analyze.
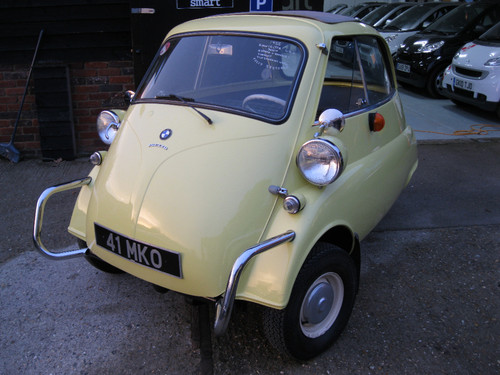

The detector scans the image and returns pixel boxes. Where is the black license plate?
[94,223,182,278]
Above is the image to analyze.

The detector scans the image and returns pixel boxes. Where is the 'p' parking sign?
[250,0,273,12]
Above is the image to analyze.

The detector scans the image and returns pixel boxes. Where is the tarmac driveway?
[0,141,499,374]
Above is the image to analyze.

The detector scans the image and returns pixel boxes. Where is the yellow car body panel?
[66,13,417,309]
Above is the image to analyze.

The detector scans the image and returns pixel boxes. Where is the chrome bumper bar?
[33,176,295,336]
[214,230,296,336]
[33,177,92,259]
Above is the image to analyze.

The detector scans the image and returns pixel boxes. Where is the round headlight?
[97,110,121,145]
[297,139,343,186]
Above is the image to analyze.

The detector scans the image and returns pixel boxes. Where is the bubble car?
[34,11,418,360]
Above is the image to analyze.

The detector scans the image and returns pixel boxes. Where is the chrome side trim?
[214,230,296,336]
[33,177,92,259]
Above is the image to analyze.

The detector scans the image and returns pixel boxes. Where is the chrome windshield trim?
[33,177,92,259]
[214,230,296,336]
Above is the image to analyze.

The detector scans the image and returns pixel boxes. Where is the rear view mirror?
[208,44,233,56]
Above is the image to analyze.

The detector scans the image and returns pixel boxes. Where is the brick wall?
[0,60,134,159]
[0,64,39,157]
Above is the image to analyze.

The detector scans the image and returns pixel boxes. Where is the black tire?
[426,66,446,98]
[263,242,358,360]
[78,239,124,274]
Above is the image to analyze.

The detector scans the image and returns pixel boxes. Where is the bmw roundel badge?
[160,129,172,140]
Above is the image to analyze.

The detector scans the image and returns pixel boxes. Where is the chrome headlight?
[297,139,343,186]
[418,40,444,53]
[97,110,121,145]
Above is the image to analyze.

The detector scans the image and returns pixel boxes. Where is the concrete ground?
[0,90,499,374]
[399,86,500,142]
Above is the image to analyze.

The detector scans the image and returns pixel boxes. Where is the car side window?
[318,36,394,117]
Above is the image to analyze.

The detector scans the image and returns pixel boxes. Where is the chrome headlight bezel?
[297,139,344,187]
[97,110,121,145]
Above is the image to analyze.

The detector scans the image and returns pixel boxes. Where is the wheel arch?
[237,224,361,308]
[316,225,361,287]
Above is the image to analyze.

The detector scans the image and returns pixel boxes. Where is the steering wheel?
[242,94,287,115]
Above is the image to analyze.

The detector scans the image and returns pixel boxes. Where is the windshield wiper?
[155,94,213,125]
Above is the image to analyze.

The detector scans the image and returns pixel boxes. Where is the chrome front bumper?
[213,230,295,336]
[33,177,296,336]
[33,177,92,259]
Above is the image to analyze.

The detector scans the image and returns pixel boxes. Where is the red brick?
[18,141,41,150]
[76,100,101,109]
[89,92,112,100]
[85,62,108,69]
[109,76,133,84]
[6,87,26,96]
[0,125,14,135]
[79,131,99,139]
[73,109,90,117]
[77,117,96,126]
[20,126,39,134]
[73,69,98,77]
[0,80,16,88]
[109,61,132,68]
[98,68,121,76]
[89,108,105,116]
[72,93,89,102]
[74,85,100,94]
[4,96,18,104]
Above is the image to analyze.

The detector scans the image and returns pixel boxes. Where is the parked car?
[33,11,417,360]
[339,2,384,20]
[326,3,348,14]
[361,2,416,29]
[394,0,500,97]
[380,2,459,55]
[442,21,500,117]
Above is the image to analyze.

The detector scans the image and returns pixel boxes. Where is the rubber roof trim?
[214,10,358,25]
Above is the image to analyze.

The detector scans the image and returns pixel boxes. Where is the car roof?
[168,11,372,46]
[217,11,358,25]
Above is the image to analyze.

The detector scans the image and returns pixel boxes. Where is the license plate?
[453,77,473,91]
[396,62,410,73]
[94,223,182,278]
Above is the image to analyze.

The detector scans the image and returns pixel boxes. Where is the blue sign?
[250,0,273,12]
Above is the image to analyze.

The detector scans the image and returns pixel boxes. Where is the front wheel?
[426,67,445,98]
[263,242,358,360]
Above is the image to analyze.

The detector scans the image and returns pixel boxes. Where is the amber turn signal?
[369,112,385,132]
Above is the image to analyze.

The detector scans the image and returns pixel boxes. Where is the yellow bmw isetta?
[34,11,417,360]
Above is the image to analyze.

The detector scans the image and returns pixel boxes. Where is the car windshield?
[382,4,437,31]
[341,4,366,17]
[477,21,500,42]
[362,4,399,25]
[425,4,486,35]
[136,34,304,122]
